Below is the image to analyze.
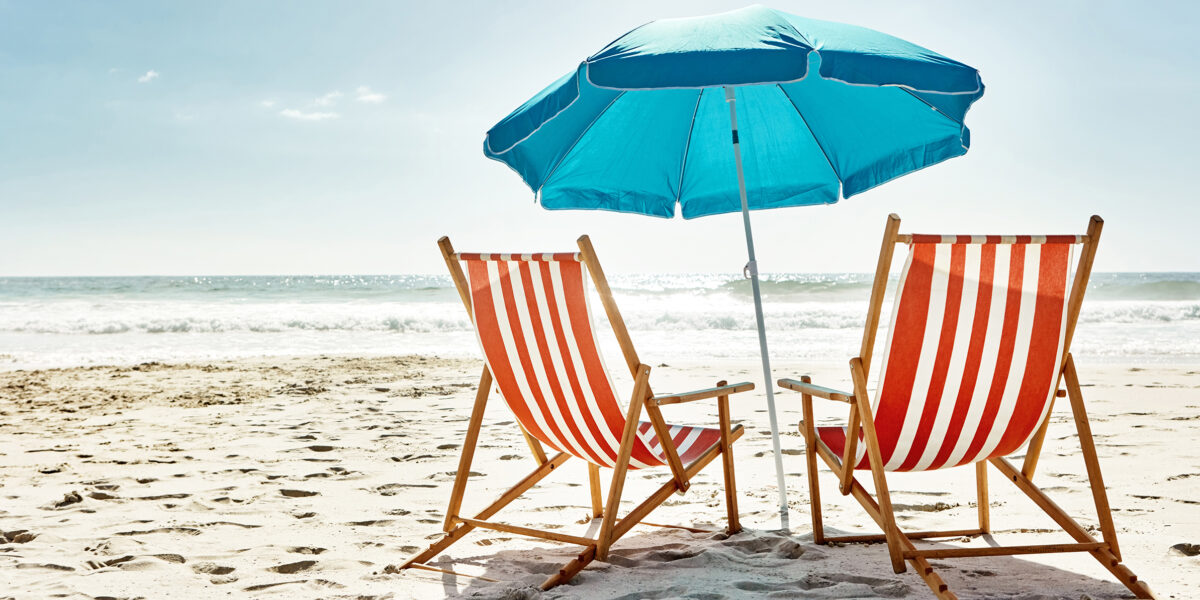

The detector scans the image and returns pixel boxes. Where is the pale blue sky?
[1,1,1197,276]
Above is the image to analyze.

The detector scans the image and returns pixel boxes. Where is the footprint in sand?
[642,548,706,562]
[2,530,38,543]
[136,493,191,500]
[963,568,996,577]
[610,586,690,600]
[268,559,317,574]
[347,520,393,527]
[280,489,319,498]
[391,454,434,462]
[191,563,237,584]
[374,483,435,495]
[243,579,343,592]
[86,555,134,569]
[193,562,236,575]
[48,491,83,509]
[891,501,959,512]
[733,572,909,595]
[115,527,201,536]
[16,562,75,571]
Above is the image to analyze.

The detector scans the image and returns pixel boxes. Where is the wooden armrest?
[777,378,854,404]
[652,382,754,406]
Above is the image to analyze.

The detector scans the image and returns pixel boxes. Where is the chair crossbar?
[454,517,596,546]
[639,521,717,534]
[898,234,1086,245]
[825,529,985,544]
[454,251,581,262]
[904,542,1107,560]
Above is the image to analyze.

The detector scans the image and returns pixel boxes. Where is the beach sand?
[0,355,1196,599]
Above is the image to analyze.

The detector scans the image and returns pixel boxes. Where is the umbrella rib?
[899,87,965,127]
[536,91,627,196]
[674,90,704,205]
[776,83,845,190]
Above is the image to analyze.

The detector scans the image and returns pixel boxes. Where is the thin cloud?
[280,109,339,121]
[260,100,276,108]
[314,91,342,106]
[355,86,386,103]
[137,70,159,83]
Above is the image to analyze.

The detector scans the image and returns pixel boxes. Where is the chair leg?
[1063,355,1120,560]
[588,463,603,519]
[596,365,651,561]
[805,427,826,544]
[976,461,990,533]
[869,461,905,573]
[799,377,824,544]
[850,358,905,573]
[717,390,741,534]
[443,367,492,532]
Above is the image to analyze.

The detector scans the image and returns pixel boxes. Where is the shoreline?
[0,354,1196,598]
[7,346,1200,375]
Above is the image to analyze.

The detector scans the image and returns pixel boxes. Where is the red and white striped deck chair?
[400,235,753,590]
[779,215,1154,600]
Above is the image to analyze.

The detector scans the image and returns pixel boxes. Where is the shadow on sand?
[407,526,1142,600]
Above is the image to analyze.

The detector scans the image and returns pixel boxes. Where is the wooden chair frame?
[399,234,753,590]
[778,214,1156,599]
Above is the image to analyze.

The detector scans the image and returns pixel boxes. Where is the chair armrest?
[652,382,754,406]
[777,378,854,404]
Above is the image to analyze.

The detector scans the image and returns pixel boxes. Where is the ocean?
[1,272,1199,371]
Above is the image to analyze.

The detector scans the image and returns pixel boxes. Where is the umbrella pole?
[725,86,789,529]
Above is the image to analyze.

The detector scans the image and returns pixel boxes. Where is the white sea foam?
[1,273,1197,370]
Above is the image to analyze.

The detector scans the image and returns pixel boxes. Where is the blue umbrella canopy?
[484,5,983,219]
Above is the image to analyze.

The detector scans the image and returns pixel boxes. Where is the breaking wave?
[2,272,1200,367]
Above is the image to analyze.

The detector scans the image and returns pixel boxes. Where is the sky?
[1,1,1198,276]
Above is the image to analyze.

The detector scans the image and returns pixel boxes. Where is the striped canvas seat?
[822,235,1078,471]
[404,235,749,590]
[778,217,1154,599]
[462,252,722,469]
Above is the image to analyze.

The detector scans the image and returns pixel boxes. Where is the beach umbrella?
[483,5,984,526]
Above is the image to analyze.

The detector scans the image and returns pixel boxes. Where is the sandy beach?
[0,354,1195,599]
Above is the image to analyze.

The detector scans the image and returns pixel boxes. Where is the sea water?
[1,273,1199,370]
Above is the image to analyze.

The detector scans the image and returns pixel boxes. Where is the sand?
[0,355,1196,599]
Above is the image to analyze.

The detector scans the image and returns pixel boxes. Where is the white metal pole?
[725,86,789,529]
